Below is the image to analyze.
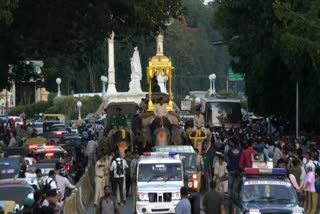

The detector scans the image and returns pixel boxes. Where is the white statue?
[129,47,143,93]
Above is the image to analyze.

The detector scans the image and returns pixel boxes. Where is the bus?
[201,97,242,129]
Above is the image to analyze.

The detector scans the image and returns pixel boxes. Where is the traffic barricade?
[301,191,320,214]
[80,170,94,206]
[63,192,76,214]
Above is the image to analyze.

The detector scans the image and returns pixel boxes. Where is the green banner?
[228,68,244,81]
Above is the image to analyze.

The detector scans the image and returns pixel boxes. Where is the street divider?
[301,191,320,214]
[63,166,94,214]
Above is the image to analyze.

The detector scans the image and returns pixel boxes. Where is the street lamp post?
[76,101,82,120]
[209,73,216,95]
[56,78,62,96]
[100,76,108,99]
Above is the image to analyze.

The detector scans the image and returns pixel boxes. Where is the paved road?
[86,196,135,214]
[87,195,208,214]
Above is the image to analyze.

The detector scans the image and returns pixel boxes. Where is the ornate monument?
[147,48,174,112]
[128,47,143,93]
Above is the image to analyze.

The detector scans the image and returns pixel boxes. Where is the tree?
[0,0,183,90]
[214,0,320,129]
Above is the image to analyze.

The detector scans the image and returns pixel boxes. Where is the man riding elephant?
[189,108,212,154]
[106,107,133,156]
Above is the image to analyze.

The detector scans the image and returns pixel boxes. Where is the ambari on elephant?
[139,111,183,146]
[188,128,212,155]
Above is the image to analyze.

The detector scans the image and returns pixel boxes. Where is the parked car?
[32,122,43,134]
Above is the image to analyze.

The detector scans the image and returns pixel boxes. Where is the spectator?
[175,187,191,214]
[96,186,120,214]
[16,198,35,214]
[203,180,225,214]
[302,166,315,192]
[315,167,320,193]
[18,165,27,178]
[124,149,133,197]
[227,138,242,195]
[86,136,98,167]
[201,148,211,192]
[239,139,256,169]
[288,158,302,186]
[33,190,43,214]
[45,170,57,190]
[8,132,17,147]
[110,153,128,205]
[54,162,76,201]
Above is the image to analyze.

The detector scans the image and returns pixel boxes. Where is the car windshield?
[241,180,298,203]
[51,126,66,131]
[28,164,55,175]
[33,123,43,128]
[138,163,182,182]
[0,186,34,205]
[0,159,20,179]
[178,153,196,171]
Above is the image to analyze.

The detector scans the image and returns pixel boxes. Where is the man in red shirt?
[239,139,256,169]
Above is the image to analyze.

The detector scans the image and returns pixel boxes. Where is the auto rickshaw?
[25,137,47,148]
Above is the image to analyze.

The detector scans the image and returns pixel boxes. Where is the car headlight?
[137,192,149,201]
[172,192,180,200]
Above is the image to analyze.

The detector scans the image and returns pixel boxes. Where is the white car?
[136,152,184,214]
[32,122,43,134]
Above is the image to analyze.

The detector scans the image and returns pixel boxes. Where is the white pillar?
[156,33,164,53]
[12,82,16,107]
[56,78,61,97]
[106,32,117,95]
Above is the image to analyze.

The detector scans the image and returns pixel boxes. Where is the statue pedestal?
[128,76,142,94]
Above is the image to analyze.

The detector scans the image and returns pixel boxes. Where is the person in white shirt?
[55,163,76,200]
[86,137,98,166]
[45,170,57,190]
[154,97,167,118]
[110,153,128,205]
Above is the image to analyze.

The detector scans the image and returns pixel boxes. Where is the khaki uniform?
[94,160,106,205]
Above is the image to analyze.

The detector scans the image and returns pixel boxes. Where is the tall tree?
[214,0,320,129]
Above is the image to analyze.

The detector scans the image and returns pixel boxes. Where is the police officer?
[94,153,107,207]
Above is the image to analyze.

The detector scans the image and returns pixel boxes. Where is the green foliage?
[214,0,320,129]
[218,89,234,97]
[0,0,183,90]
[9,101,51,118]
[10,96,102,121]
